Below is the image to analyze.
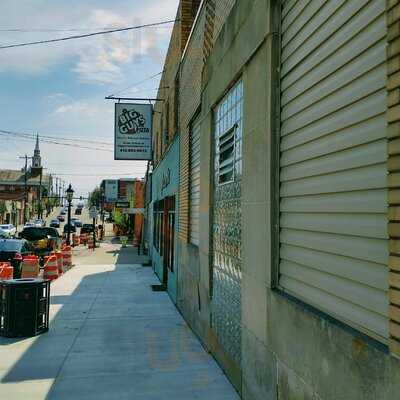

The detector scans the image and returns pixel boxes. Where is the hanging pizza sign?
[114,103,152,160]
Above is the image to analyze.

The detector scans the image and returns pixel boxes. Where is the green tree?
[113,210,128,231]
[88,187,103,208]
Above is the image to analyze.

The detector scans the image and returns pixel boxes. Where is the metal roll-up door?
[279,0,389,342]
[190,118,201,245]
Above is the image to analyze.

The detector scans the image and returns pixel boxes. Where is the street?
[0,235,238,400]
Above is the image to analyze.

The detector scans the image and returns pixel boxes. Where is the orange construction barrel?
[21,256,39,279]
[62,246,72,271]
[53,251,64,275]
[0,263,13,280]
[43,256,58,281]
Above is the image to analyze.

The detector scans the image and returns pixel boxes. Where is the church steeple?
[32,133,42,170]
[35,133,40,153]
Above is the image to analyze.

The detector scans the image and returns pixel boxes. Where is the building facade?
[101,178,145,244]
[149,0,202,302]
[151,135,180,302]
[147,0,400,399]
[0,134,53,224]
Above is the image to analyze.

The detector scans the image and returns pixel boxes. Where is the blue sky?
[0,0,179,196]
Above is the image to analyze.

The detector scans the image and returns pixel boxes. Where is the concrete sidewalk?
[0,243,239,399]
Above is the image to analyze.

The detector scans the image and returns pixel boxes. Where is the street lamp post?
[65,184,74,246]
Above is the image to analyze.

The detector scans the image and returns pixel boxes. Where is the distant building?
[0,136,52,225]
[100,178,145,245]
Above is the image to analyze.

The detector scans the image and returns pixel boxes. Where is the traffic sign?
[115,201,130,208]
[89,207,98,219]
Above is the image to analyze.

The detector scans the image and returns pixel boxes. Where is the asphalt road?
[26,206,97,237]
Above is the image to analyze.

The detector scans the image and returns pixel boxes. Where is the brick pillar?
[203,0,216,61]
[181,0,202,53]
[387,0,400,358]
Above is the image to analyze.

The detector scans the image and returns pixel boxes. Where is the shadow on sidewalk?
[0,245,150,385]
[105,243,150,266]
[0,234,239,400]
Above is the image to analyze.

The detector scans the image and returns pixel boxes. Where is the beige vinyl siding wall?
[190,118,201,245]
[279,0,389,342]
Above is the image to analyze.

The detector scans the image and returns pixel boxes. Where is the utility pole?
[22,155,27,225]
[19,155,32,225]
[58,179,62,206]
[55,178,59,206]
[38,167,43,219]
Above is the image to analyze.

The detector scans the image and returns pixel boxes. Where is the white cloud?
[0,0,179,195]
[0,0,179,84]
[45,98,113,134]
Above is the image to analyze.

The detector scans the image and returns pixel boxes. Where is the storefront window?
[153,200,164,253]
[152,197,175,272]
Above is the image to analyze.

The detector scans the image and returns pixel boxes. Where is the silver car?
[0,224,16,237]
[34,219,46,227]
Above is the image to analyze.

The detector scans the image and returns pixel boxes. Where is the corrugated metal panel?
[190,117,201,246]
[279,0,389,342]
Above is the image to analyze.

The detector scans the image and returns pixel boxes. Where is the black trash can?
[0,278,50,338]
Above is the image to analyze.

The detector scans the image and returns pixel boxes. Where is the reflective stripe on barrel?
[62,246,72,270]
[44,256,58,281]
[21,256,39,278]
[53,251,64,274]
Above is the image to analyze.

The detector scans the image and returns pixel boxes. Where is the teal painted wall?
[151,135,180,303]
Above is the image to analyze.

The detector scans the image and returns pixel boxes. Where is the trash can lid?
[1,278,48,285]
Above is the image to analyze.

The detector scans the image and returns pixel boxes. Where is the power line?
[0,26,173,33]
[0,130,113,152]
[0,134,113,153]
[0,129,112,146]
[0,19,177,50]
[54,173,145,177]
[108,71,163,97]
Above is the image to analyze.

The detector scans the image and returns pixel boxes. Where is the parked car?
[0,224,17,237]
[24,222,36,228]
[81,223,95,236]
[63,222,76,234]
[19,227,61,256]
[71,218,82,228]
[0,239,32,278]
[57,215,65,222]
[34,219,46,227]
[0,228,8,238]
[60,210,66,215]
[50,219,60,228]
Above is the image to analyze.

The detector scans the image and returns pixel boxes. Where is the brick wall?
[387,0,400,358]
[133,181,145,244]
[153,1,202,166]
[178,5,206,241]
[181,0,202,53]
[153,9,181,164]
